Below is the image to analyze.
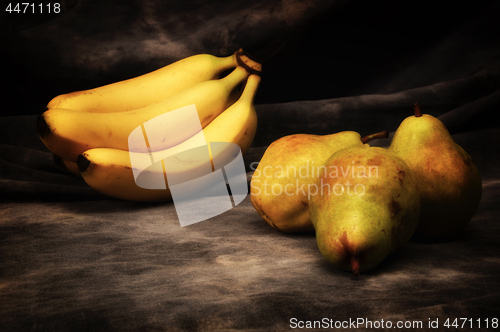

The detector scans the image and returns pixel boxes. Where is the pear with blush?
[388,103,482,240]
[250,131,389,233]
[309,146,420,275]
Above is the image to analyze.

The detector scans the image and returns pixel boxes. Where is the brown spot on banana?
[202,114,215,126]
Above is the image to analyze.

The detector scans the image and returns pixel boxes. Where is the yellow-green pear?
[309,146,420,275]
[388,103,482,240]
[250,131,388,233]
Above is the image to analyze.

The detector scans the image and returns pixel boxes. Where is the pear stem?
[414,102,422,117]
[351,256,360,277]
[360,130,389,144]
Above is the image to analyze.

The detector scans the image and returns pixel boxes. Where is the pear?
[388,103,482,240]
[309,146,420,275]
[250,131,389,233]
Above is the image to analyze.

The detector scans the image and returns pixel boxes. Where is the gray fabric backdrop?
[1,0,499,331]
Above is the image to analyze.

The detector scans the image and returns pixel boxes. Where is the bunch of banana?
[47,49,261,113]
[78,75,261,201]
[38,49,262,201]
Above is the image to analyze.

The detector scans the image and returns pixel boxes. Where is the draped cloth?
[1,0,499,330]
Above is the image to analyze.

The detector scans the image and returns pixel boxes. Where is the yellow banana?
[37,66,251,162]
[47,52,239,113]
[77,74,261,202]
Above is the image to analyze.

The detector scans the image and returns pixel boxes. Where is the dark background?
[2,0,498,115]
[1,1,499,331]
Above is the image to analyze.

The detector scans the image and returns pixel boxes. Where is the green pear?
[309,146,420,275]
[388,103,482,240]
[250,131,389,233]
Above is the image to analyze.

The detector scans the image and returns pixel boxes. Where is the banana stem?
[414,102,422,117]
[240,75,261,103]
[222,66,251,88]
[360,131,389,144]
[236,49,263,75]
